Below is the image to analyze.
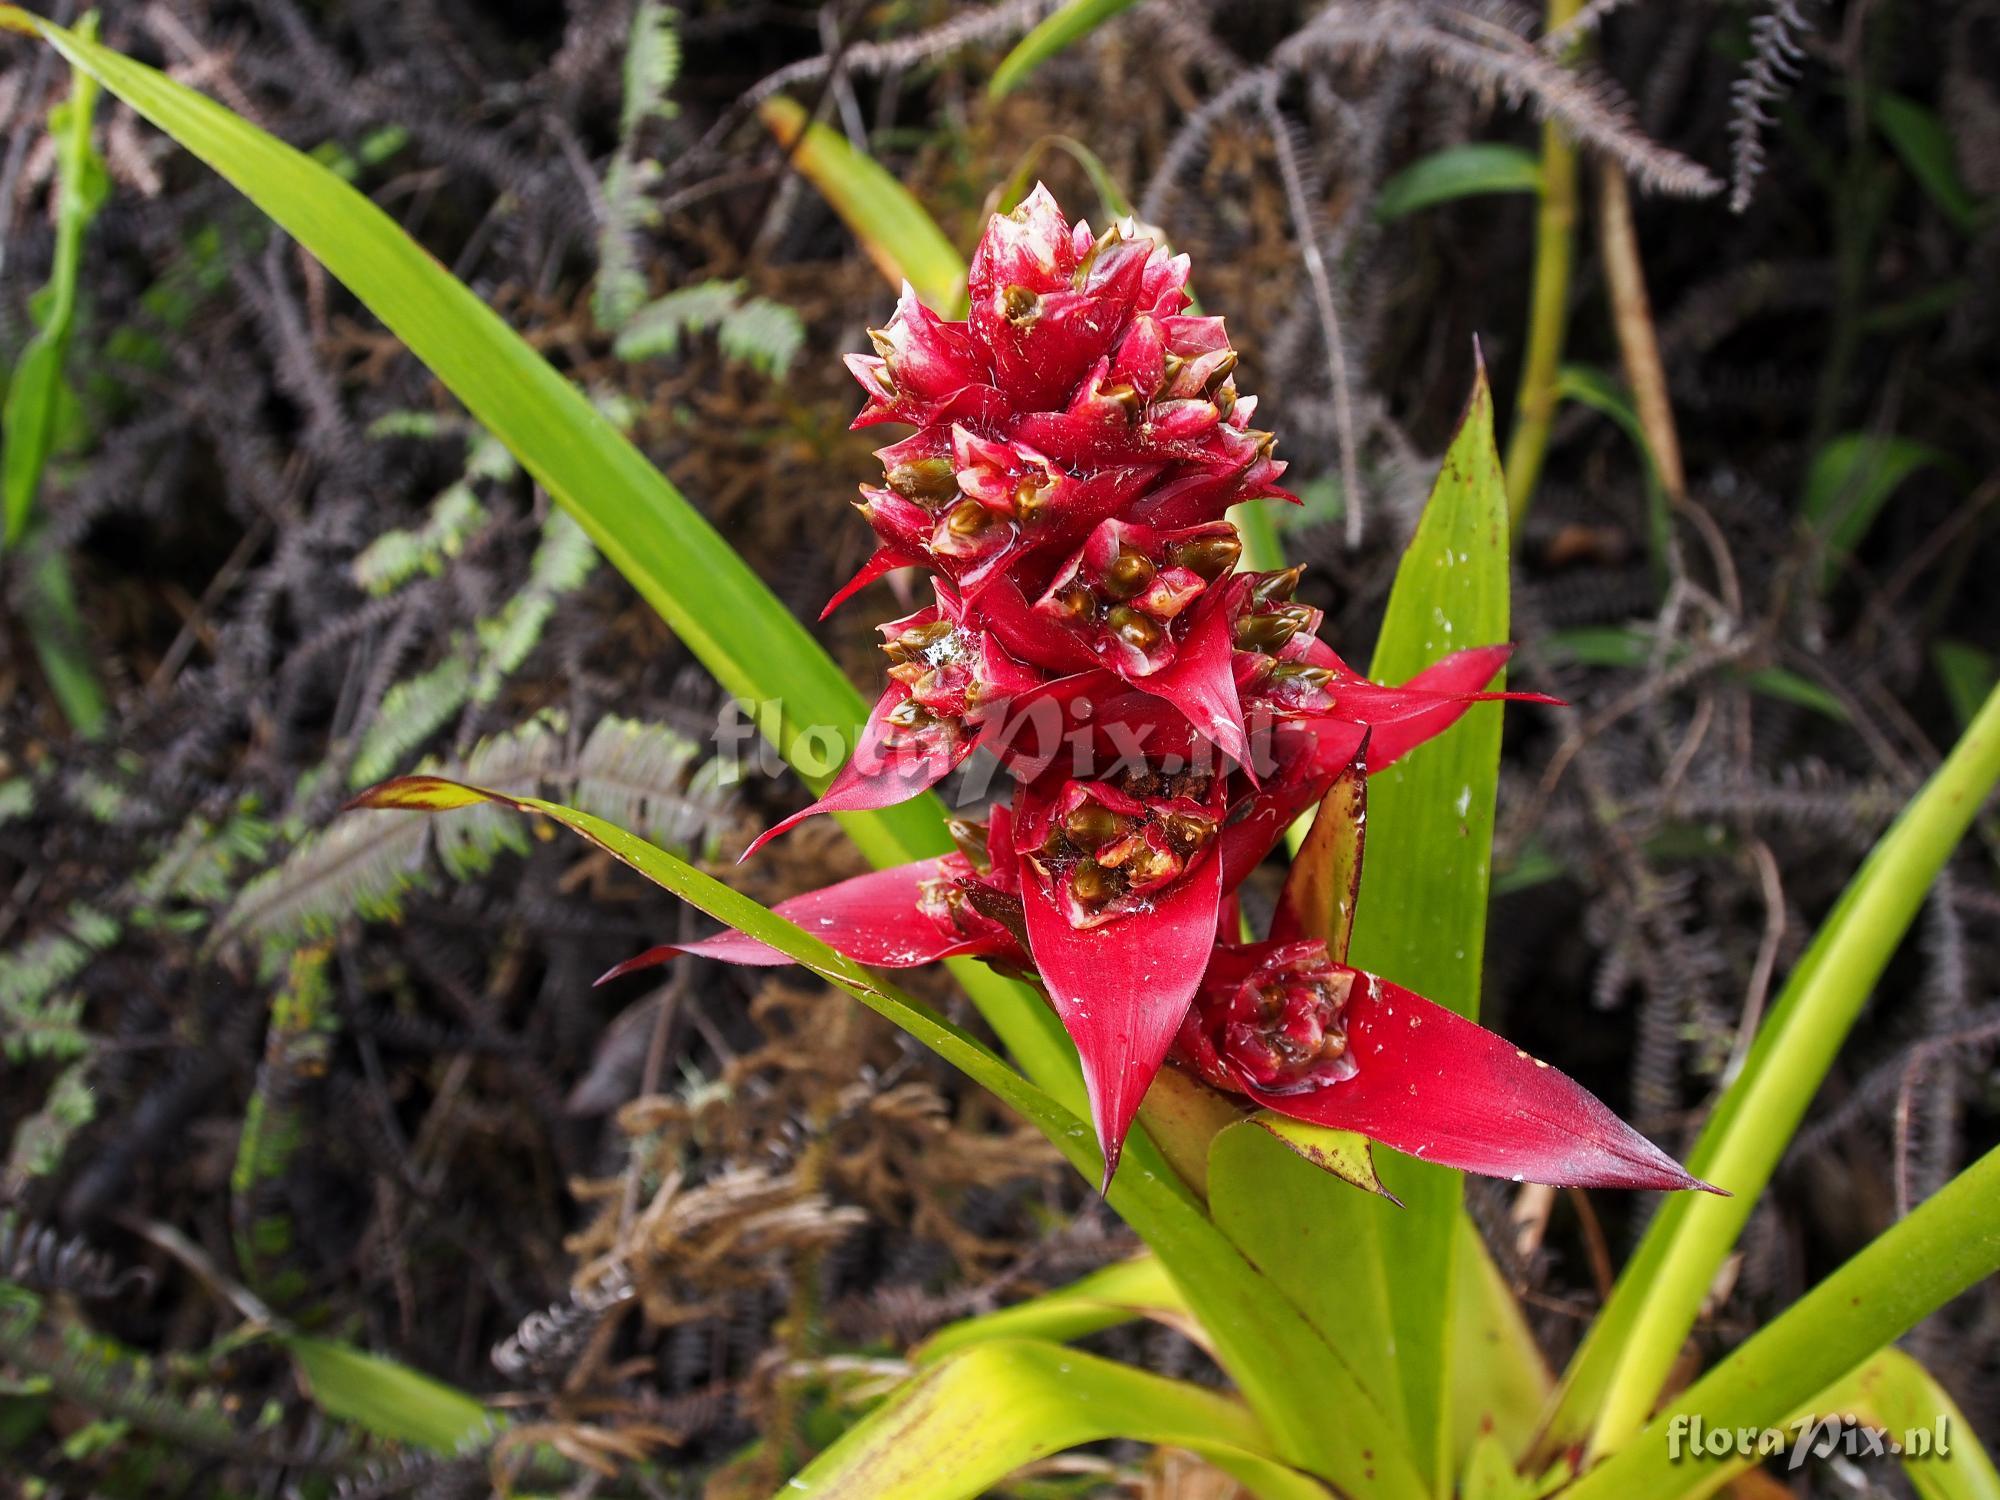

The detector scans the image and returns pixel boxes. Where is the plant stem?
[1596,161,1685,506]
[1502,0,1583,530]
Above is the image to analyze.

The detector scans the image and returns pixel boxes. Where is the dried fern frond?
[1290,2,1723,199]
[1143,0,1721,224]
[1727,0,1822,213]
[0,1215,148,1301]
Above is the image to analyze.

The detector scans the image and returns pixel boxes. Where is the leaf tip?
[344,774,492,815]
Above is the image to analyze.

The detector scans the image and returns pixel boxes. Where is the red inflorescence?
[615,188,1706,1198]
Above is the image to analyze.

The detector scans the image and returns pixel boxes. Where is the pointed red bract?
[601,855,1021,980]
[1181,949,1713,1192]
[1021,844,1223,1188]
[740,681,971,860]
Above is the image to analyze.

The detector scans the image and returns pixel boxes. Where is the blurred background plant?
[0,0,1996,1494]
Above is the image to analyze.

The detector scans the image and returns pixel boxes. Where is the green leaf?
[1802,432,1950,589]
[1376,144,1542,222]
[0,9,1074,1095]
[995,133,1136,221]
[756,95,965,314]
[1207,1121,1405,1433]
[281,1334,490,1453]
[1567,1145,2000,1500]
[1342,360,1513,1487]
[1872,91,1986,235]
[792,1339,1333,1500]
[1450,1217,1551,1465]
[1543,680,2000,1460]
[354,773,1428,1498]
[916,1255,1186,1364]
[19,546,107,737]
[988,0,1143,99]
[3,12,105,547]
[1826,1349,2000,1500]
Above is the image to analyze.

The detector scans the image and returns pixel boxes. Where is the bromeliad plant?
[589,187,1695,1200]
[9,10,2000,1499]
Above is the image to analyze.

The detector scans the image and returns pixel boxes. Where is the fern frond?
[352,483,490,595]
[613,279,745,361]
[0,904,116,1063]
[595,0,682,332]
[353,426,513,596]
[573,715,732,858]
[132,803,278,915]
[218,809,434,951]
[220,712,733,955]
[232,947,338,1311]
[4,1061,98,1189]
[471,511,599,704]
[620,0,682,138]
[363,410,458,441]
[717,296,804,377]
[350,654,475,789]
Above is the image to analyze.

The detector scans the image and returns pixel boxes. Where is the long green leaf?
[2,12,104,545]
[1827,1349,2000,1500]
[1872,91,1986,236]
[354,774,1427,1499]
[988,0,1143,98]
[1207,1121,1405,1432]
[1935,640,1997,730]
[1348,362,1512,1489]
[793,1339,1333,1500]
[916,1255,1186,1364]
[757,95,965,314]
[1376,144,1542,222]
[1567,1145,2000,1500]
[1543,680,2000,1459]
[0,9,1076,1096]
[281,1334,490,1453]
[1450,1217,1551,1464]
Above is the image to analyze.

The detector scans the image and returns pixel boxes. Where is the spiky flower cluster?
[614,189,1704,1197]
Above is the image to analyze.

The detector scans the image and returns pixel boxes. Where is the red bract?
[1174,943,1705,1191]
[649,187,1705,1199]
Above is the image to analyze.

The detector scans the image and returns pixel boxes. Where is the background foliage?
[0,1,1996,1494]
